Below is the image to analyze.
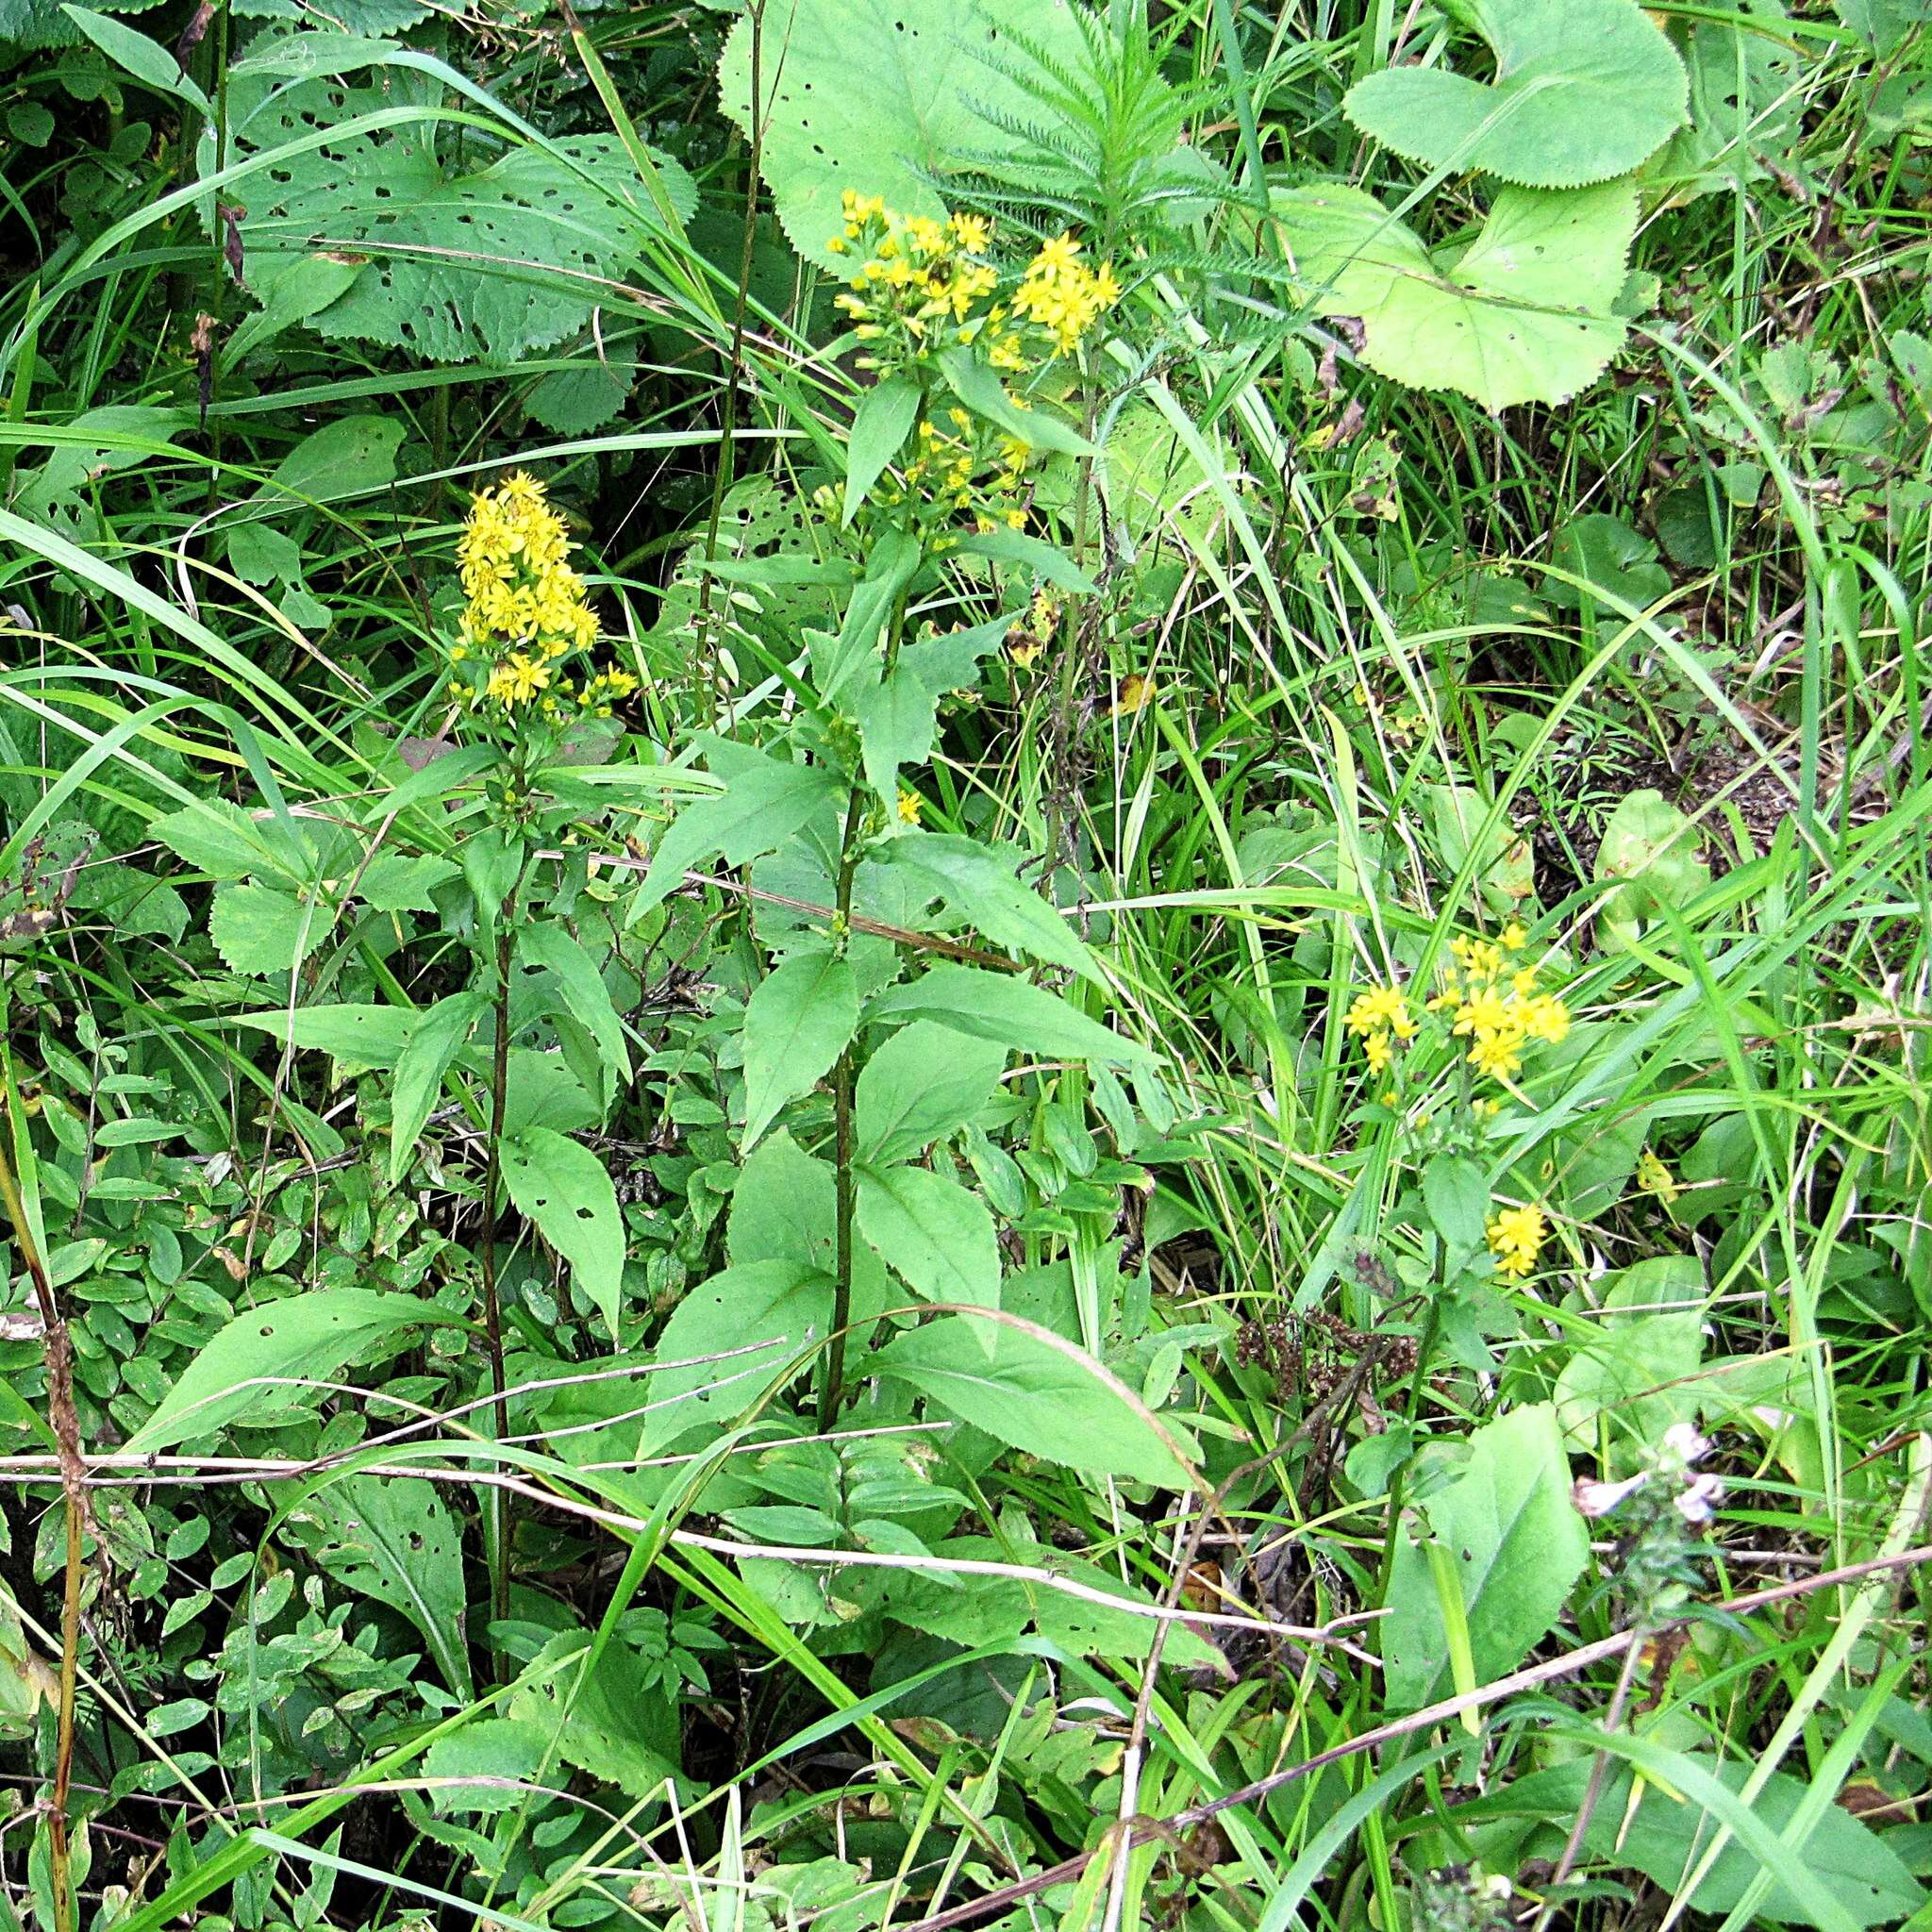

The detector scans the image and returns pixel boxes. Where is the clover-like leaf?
[1276,177,1640,410]
[1343,0,1688,190]
[717,0,1089,271]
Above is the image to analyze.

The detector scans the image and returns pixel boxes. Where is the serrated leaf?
[149,798,302,882]
[126,1289,452,1451]
[631,753,838,916]
[501,1128,625,1338]
[856,1161,1001,1307]
[208,882,327,976]
[233,1003,414,1071]
[856,1020,1008,1163]
[855,611,1009,798]
[882,834,1101,982]
[741,948,858,1150]
[1276,178,1638,410]
[1382,1404,1588,1709]
[1342,0,1688,190]
[717,0,1091,272]
[218,63,696,368]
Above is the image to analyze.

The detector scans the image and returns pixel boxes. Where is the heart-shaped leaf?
[1343,0,1688,189]
[1276,178,1639,410]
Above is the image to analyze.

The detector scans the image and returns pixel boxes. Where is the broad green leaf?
[1646,1,1802,203]
[353,852,458,915]
[219,63,696,380]
[1422,1153,1489,1257]
[865,964,1155,1068]
[518,922,631,1081]
[1546,511,1671,609]
[632,754,840,915]
[508,1633,680,1797]
[423,1719,550,1816]
[741,948,859,1150]
[1342,0,1688,189]
[1275,178,1640,410]
[390,991,487,1183]
[1382,1403,1589,1709]
[844,375,921,524]
[855,612,1009,798]
[293,1474,471,1695]
[641,1260,833,1452]
[856,1162,1001,1307]
[1460,1755,1922,1929]
[233,1003,414,1072]
[856,1020,1008,1163]
[883,834,1102,983]
[501,1128,625,1338]
[260,415,407,507]
[126,1289,452,1451]
[1596,788,1713,949]
[717,0,1091,271]
[874,1312,1198,1486]
[208,882,328,977]
[726,1131,891,1319]
[149,798,301,883]
[1556,1257,1706,1456]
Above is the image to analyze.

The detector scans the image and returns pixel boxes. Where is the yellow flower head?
[1487,1204,1546,1279]
[1636,1150,1681,1207]
[896,789,923,825]
[1345,984,1413,1040]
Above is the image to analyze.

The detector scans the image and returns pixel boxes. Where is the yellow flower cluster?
[1008,231,1122,357]
[1429,927,1571,1083]
[1486,1203,1546,1279]
[1342,981,1419,1075]
[451,474,636,724]
[828,193,1119,375]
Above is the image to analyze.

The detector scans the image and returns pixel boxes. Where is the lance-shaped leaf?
[501,1127,625,1338]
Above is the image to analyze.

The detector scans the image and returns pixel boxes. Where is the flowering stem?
[477,893,519,1673]
[818,787,868,1433]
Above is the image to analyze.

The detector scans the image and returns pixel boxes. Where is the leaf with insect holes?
[213,61,694,371]
[717,0,1091,271]
[126,1289,458,1451]
[1275,177,1640,411]
[500,1127,625,1339]
[1343,0,1687,190]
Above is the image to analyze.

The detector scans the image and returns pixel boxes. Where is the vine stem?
[0,1117,82,1932]
[817,788,868,1433]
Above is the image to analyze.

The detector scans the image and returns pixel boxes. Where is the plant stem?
[0,1122,82,1932]
[817,788,868,1431]
[476,915,515,1669]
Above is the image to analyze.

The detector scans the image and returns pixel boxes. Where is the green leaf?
[1555,1257,1706,1456]
[874,1313,1199,1486]
[1342,0,1688,189]
[1275,178,1640,410]
[389,991,487,1183]
[856,1162,1001,1307]
[1595,788,1712,950]
[62,6,209,110]
[1422,1153,1489,1257]
[936,348,1096,458]
[717,0,1091,272]
[294,1474,471,1695]
[208,882,329,977]
[260,414,407,507]
[1382,1403,1589,1710]
[423,1720,550,1816]
[947,525,1098,592]
[126,1289,451,1451]
[149,798,301,883]
[741,948,859,1150]
[856,1020,1008,1163]
[883,835,1102,983]
[633,754,838,915]
[855,612,1009,798]
[1545,511,1671,609]
[353,852,458,915]
[518,923,631,1082]
[727,1131,891,1320]
[233,1003,414,1072]
[508,1634,681,1798]
[865,964,1155,1068]
[221,62,697,373]
[501,1128,625,1338]
[844,375,921,524]
[641,1260,833,1452]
